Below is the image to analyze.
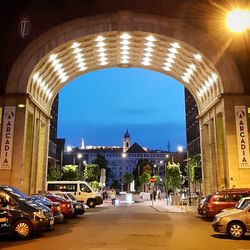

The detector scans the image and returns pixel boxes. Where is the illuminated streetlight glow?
[177,146,183,152]
[226,8,250,33]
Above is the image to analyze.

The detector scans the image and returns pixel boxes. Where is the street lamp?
[164,154,170,205]
[77,153,82,178]
[121,153,126,192]
[226,8,250,33]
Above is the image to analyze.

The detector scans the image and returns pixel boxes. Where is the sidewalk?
[133,197,197,213]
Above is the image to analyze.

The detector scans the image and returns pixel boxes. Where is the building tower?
[123,129,131,152]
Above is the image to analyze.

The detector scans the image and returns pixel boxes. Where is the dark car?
[43,193,74,217]
[53,192,85,216]
[0,208,12,235]
[31,195,64,223]
[0,186,54,239]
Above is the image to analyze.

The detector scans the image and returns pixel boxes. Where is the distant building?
[64,130,185,190]
[184,88,200,156]
[48,95,65,169]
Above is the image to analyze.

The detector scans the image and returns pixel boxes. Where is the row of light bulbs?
[32,32,218,103]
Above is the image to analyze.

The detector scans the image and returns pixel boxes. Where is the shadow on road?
[211,234,250,241]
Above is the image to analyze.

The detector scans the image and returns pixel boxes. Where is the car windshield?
[235,199,250,210]
[3,187,29,200]
[67,193,77,200]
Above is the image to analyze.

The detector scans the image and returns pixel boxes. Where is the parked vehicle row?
[46,181,103,208]
[0,186,54,239]
[0,185,88,240]
[197,188,250,217]
[196,188,250,240]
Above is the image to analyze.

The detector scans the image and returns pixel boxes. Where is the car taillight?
[67,203,71,208]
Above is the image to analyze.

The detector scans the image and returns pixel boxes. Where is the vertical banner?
[235,106,250,168]
[0,106,16,169]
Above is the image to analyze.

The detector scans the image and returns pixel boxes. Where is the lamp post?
[77,153,82,178]
[121,153,126,192]
[164,154,169,205]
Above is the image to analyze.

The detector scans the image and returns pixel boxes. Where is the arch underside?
[28,31,222,114]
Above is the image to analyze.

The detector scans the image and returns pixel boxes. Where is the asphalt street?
[0,201,249,250]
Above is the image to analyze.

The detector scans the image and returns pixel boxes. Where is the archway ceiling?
[28,31,222,113]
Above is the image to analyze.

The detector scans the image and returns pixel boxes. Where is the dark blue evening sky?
[58,68,186,151]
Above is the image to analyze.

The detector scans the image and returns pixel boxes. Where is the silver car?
[212,197,250,239]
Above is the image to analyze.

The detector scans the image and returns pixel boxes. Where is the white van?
[46,181,103,208]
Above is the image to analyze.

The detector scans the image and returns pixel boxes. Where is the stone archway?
[1,11,249,194]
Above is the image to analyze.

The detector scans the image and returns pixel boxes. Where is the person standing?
[110,188,116,206]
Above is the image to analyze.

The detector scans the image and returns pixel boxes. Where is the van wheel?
[87,199,96,208]
[227,222,245,239]
[12,219,32,239]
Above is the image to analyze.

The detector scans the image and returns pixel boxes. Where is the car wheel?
[12,219,32,239]
[87,199,96,208]
[227,221,245,239]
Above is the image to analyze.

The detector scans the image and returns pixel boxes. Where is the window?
[80,184,91,193]
[47,183,77,192]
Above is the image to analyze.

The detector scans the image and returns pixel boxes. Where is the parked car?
[197,196,210,215]
[43,193,74,217]
[0,186,54,239]
[212,196,250,239]
[0,208,12,235]
[31,195,64,223]
[52,192,85,216]
[46,181,103,208]
[203,188,250,217]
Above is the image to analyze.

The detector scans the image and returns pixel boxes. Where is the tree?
[111,180,119,190]
[47,164,62,181]
[165,162,181,193]
[61,165,78,180]
[134,159,152,191]
[138,171,150,192]
[91,153,110,182]
[123,173,134,191]
[84,164,101,182]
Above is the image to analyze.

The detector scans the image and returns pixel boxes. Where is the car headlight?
[34,210,46,219]
[213,216,221,223]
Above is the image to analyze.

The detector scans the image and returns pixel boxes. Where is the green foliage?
[124,173,134,191]
[193,165,202,182]
[153,175,161,184]
[90,181,99,191]
[138,171,150,185]
[47,164,62,181]
[165,162,181,191]
[91,153,110,177]
[187,154,202,182]
[61,165,79,180]
[84,164,101,182]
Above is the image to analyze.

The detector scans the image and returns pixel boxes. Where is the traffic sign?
[149,177,155,183]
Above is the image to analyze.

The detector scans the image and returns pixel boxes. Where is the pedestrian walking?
[157,189,161,200]
[110,188,116,206]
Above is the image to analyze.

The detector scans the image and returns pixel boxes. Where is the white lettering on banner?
[235,106,250,168]
[0,107,16,170]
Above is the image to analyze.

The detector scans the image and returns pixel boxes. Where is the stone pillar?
[0,95,50,194]
[223,95,250,188]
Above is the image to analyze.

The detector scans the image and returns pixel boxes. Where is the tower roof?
[123,129,130,138]
[126,142,146,153]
